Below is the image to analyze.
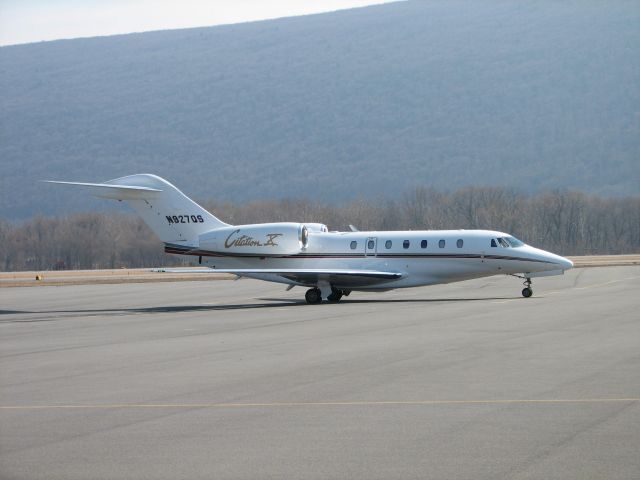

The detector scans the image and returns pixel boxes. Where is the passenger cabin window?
[491,239,497,247]
[403,240,410,249]
[385,240,392,249]
[457,239,463,248]
[367,240,375,250]
[350,241,357,250]
[439,239,445,248]
[421,240,428,248]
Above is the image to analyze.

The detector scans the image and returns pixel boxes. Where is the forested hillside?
[1,0,638,220]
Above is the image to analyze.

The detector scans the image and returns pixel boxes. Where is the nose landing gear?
[511,275,533,297]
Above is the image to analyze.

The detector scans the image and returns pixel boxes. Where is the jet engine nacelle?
[304,223,328,233]
[199,222,311,255]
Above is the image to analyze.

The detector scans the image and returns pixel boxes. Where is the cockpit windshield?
[505,236,524,247]
[494,236,525,248]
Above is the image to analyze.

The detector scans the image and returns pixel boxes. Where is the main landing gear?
[304,287,350,304]
[305,288,322,304]
[327,288,343,303]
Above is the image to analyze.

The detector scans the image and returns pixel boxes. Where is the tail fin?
[45,174,228,246]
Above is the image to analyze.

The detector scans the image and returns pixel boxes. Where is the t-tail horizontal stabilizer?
[43,181,162,200]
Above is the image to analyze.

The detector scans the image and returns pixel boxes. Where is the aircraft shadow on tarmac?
[1,296,514,319]
[259,297,513,306]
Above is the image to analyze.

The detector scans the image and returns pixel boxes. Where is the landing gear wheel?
[327,289,343,303]
[521,277,533,298]
[305,288,322,304]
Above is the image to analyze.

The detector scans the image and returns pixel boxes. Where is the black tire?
[305,288,322,304]
[327,290,343,303]
[522,287,533,298]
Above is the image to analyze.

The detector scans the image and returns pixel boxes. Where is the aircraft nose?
[560,256,574,270]
[541,249,573,271]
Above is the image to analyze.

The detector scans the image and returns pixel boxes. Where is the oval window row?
[350,239,465,250]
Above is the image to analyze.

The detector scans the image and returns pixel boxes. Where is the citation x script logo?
[224,230,283,248]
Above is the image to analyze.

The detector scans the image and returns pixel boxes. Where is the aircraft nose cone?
[561,257,574,270]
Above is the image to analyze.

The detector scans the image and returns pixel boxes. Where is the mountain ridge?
[1,0,638,219]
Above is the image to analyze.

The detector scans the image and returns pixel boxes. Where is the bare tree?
[2,188,638,271]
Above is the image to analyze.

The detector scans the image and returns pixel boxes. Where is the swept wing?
[156,268,402,288]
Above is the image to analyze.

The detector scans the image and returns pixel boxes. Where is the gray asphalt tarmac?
[1,266,639,480]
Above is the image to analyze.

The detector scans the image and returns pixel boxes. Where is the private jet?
[47,174,573,303]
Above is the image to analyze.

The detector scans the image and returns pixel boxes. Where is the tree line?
[1,188,638,271]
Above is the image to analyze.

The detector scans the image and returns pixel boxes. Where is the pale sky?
[0,0,401,46]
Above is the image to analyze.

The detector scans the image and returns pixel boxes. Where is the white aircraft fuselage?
[47,174,573,303]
